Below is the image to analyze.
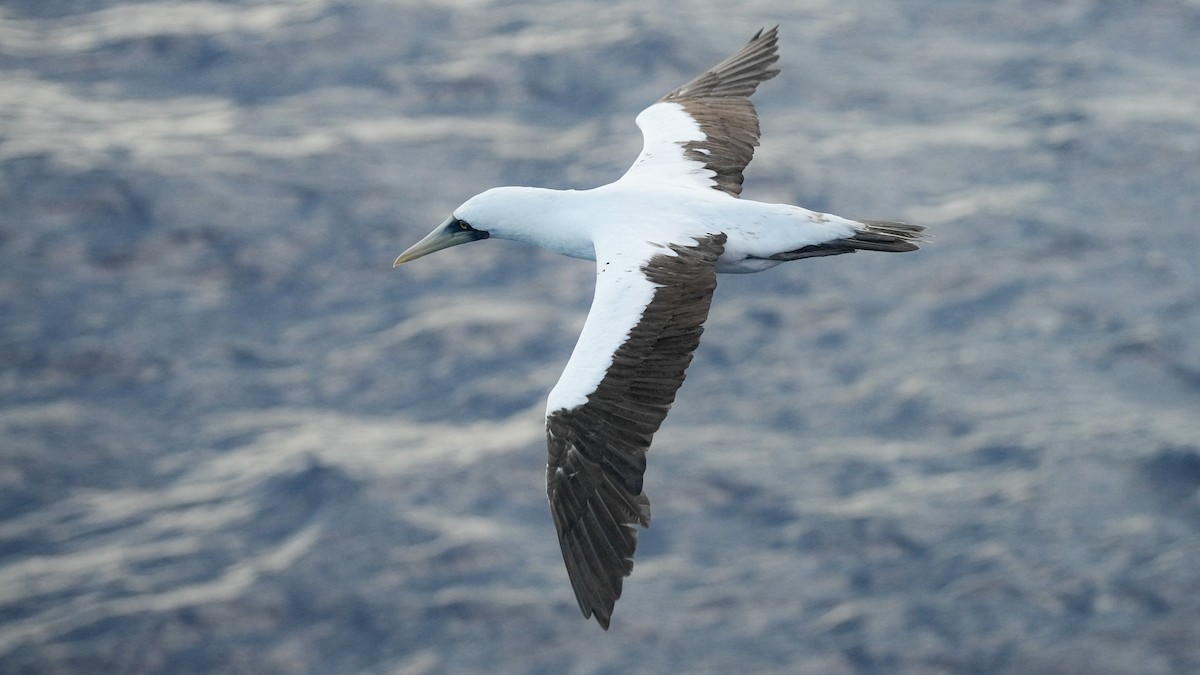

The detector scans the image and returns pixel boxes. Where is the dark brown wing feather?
[661,26,781,196]
[545,234,727,629]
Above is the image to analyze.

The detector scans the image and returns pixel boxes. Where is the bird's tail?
[846,220,928,252]
[767,219,927,261]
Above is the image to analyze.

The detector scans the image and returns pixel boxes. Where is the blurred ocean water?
[2,1,1199,672]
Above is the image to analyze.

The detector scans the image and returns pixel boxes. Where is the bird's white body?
[456,182,863,274]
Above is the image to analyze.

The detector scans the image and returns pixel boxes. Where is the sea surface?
[2,1,1199,673]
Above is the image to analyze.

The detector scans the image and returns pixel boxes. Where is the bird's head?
[395,186,546,266]
[394,186,569,266]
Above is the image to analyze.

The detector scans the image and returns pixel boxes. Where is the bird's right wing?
[619,27,781,196]
[544,232,726,629]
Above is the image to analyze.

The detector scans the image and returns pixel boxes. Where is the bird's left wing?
[619,27,781,196]
[544,232,727,629]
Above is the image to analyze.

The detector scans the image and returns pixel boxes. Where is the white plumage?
[394,27,926,629]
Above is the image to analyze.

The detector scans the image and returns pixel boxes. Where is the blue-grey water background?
[2,1,1199,673]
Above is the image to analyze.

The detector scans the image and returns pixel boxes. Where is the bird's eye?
[457,219,471,231]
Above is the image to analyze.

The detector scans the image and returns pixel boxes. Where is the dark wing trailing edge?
[660,26,781,196]
[545,234,727,629]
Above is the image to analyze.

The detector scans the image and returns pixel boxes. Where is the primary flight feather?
[394,26,926,629]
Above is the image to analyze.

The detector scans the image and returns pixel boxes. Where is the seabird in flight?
[394,26,925,629]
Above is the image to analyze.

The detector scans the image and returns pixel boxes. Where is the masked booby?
[394,26,926,629]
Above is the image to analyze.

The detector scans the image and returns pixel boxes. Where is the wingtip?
[752,25,780,44]
[593,610,613,630]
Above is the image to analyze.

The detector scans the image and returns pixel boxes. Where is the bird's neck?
[486,187,598,261]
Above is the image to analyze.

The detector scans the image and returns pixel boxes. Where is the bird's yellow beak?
[393,216,488,267]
